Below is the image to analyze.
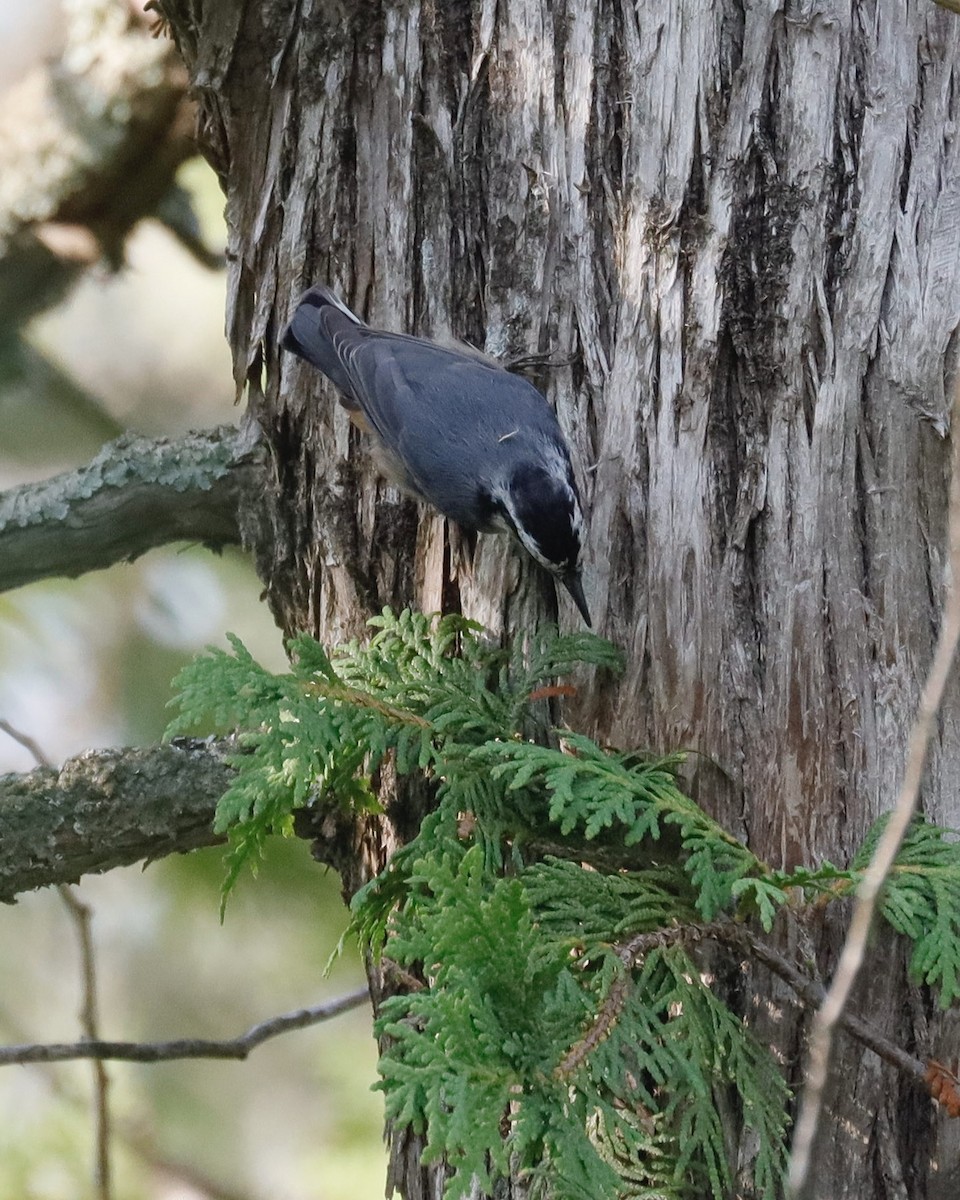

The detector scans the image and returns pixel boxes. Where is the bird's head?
[496,458,591,626]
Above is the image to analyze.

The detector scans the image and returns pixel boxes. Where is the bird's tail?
[280,286,364,398]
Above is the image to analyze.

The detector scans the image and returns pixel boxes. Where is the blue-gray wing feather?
[282,289,572,527]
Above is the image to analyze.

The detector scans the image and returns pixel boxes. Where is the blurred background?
[0,3,383,1197]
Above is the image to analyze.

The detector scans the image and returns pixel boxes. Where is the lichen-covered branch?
[0,424,260,593]
[0,738,235,902]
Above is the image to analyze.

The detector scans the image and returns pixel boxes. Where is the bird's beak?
[562,570,592,627]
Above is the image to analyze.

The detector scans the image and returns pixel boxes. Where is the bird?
[280,285,591,626]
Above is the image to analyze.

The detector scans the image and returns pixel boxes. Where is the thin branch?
[59,886,112,1200]
[0,425,260,594]
[1,720,114,1197]
[562,921,927,1089]
[0,1002,285,1200]
[788,371,960,1198]
[722,926,926,1083]
[0,719,51,767]
[622,922,928,1085]
[0,988,370,1067]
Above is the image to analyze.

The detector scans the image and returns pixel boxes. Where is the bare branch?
[0,737,236,902]
[1,721,115,1194]
[618,922,928,1086]
[0,988,370,1066]
[0,719,52,767]
[0,1001,266,1200]
[0,425,261,594]
[788,371,960,1198]
[723,927,926,1084]
[58,886,113,1200]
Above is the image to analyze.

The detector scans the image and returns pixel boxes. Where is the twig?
[2,720,113,1199]
[58,886,112,1200]
[0,1003,265,1200]
[788,372,960,1198]
[558,921,927,1090]
[724,927,926,1082]
[0,988,370,1067]
[620,923,927,1084]
[0,719,51,766]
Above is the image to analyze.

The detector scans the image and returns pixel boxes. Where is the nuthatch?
[281,285,591,625]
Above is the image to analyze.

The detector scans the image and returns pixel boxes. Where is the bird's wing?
[349,338,486,439]
[282,288,504,438]
[281,287,564,499]
[281,286,366,406]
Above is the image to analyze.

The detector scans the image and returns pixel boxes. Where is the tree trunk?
[160,0,960,1195]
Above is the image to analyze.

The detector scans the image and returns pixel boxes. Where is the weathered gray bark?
[155,1,960,1197]
[0,426,259,592]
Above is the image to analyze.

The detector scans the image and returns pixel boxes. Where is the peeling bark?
[156,1,960,1195]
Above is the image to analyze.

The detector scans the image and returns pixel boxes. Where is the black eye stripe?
[507,467,581,569]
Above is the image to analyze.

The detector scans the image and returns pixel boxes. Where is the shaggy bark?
[153,1,960,1196]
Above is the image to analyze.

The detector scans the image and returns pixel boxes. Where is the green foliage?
[376,843,789,1200]
[168,608,960,1199]
[854,815,960,1007]
[168,612,623,904]
[471,733,764,921]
